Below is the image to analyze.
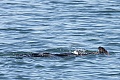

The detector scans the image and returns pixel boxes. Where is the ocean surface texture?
[0,0,120,80]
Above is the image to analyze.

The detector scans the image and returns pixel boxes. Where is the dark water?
[0,0,120,80]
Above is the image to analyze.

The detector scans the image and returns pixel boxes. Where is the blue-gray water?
[0,0,120,80]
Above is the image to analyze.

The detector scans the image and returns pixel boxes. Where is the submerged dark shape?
[17,46,109,58]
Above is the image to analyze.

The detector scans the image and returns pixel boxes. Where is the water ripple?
[0,0,120,80]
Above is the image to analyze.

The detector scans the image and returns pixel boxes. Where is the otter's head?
[98,46,109,55]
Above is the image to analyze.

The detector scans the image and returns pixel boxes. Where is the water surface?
[0,0,120,80]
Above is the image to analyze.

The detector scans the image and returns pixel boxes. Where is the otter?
[17,46,109,57]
